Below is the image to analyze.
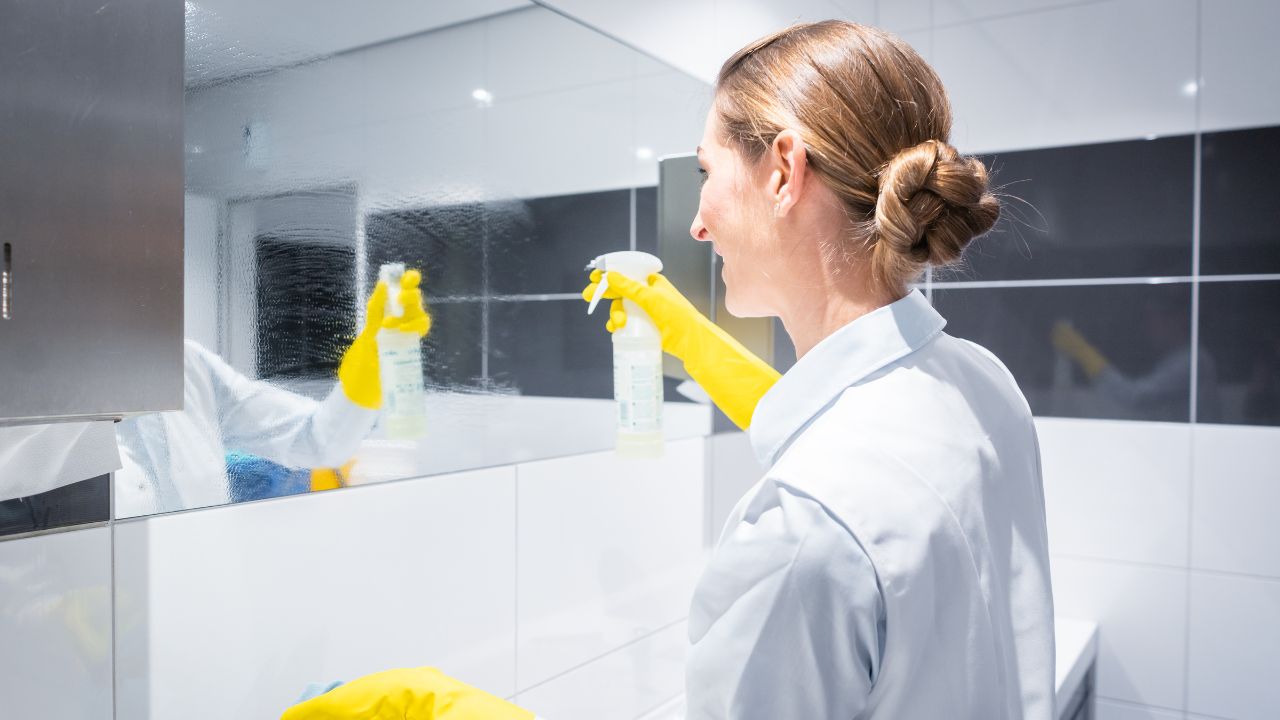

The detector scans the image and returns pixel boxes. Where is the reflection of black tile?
[1197,281,1280,426]
[636,186,658,255]
[933,284,1192,422]
[489,190,631,295]
[366,204,488,297]
[255,237,357,380]
[423,300,485,390]
[488,299,614,398]
[1201,126,1280,275]
[946,137,1194,281]
[0,474,109,538]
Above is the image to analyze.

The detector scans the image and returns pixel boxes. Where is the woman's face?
[690,111,778,317]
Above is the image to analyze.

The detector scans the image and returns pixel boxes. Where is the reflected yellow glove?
[309,460,355,492]
[339,270,432,410]
[280,667,534,720]
[1051,320,1109,379]
[582,269,780,430]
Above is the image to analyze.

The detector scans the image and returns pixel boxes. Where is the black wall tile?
[947,137,1194,281]
[489,190,630,295]
[366,203,489,298]
[255,237,356,380]
[422,300,486,390]
[1197,280,1280,426]
[1200,126,1280,275]
[933,284,1193,422]
[488,299,614,398]
[0,474,109,538]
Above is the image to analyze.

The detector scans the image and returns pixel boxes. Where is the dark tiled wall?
[366,187,667,400]
[0,475,110,539]
[938,126,1279,426]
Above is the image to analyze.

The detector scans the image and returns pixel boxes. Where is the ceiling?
[184,0,531,87]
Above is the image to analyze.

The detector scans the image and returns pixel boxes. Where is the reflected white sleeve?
[685,480,884,720]
[192,342,376,468]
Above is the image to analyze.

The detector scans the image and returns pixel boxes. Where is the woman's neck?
[777,275,903,359]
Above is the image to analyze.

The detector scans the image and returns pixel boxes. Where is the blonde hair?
[715,20,999,292]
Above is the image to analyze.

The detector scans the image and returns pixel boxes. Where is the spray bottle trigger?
[587,272,609,315]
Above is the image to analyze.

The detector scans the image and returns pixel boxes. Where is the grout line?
[1051,551,1280,585]
[931,275,1195,289]
[1184,5,1204,714]
[1195,272,1280,283]
[1094,694,1194,716]
[426,293,583,304]
[513,464,520,692]
[928,0,1111,32]
[630,187,637,252]
[109,473,118,720]
[514,617,687,696]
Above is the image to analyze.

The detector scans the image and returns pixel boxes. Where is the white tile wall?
[707,431,764,544]
[113,466,519,719]
[1050,556,1187,711]
[933,0,1199,153]
[1200,0,1280,133]
[1191,424,1280,577]
[516,621,687,720]
[537,0,718,83]
[1187,571,1280,720]
[0,527,113,720]
[516,438,705,689]
[1036,418,1191,567]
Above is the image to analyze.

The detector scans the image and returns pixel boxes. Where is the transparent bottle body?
[377,327,427,440]
[612,323,663,458]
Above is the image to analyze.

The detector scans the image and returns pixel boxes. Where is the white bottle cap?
[379,262,406,318]
[586,251,663,315]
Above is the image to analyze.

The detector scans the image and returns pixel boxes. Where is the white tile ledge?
[1056,616,1099,706]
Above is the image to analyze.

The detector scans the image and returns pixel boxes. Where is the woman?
[285,20,1054,720]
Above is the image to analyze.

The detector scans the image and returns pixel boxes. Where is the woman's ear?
[768,129,807,217]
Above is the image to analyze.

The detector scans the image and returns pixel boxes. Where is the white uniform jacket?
[686,289,1056,720]
[114,340,377,517]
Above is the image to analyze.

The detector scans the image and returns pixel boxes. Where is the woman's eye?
[697,167,708,185]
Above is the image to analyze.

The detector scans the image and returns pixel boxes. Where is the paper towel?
[0,422,122,502]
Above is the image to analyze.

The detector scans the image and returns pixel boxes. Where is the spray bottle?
[377,262,427,440]
[587,251,665,458]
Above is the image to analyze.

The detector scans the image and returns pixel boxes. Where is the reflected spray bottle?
[376,262,427,440]
[587,251,665,458]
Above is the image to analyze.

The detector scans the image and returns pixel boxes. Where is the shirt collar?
[748,289,947,467]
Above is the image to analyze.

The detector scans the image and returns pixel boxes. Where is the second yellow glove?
[281,667,534,720]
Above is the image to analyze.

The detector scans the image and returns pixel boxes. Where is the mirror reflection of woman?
[286,21,1055,720]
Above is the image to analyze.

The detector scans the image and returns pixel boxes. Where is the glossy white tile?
[113,467,518,720]
[1191,424,1280,578]
[1200,0,1280,132]
[1095,698,1184,720]
[516,621,687,720]
[932,0,1198,153]
[1036,418,1191,567]
[516,438,706,689]
[707,432,764,544]
[487,6,639,101]
[874,0,931,34]
[707,0,876,74]
[932,0,1106,27]
[1187,571,1280,720]
[1050,556,1187,710]
[0,527,112,720]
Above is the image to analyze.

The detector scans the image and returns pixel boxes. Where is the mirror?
[113,1,712,518]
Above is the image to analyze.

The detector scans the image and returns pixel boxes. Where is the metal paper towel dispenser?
[657,153,774,383]
[0,0,184,424]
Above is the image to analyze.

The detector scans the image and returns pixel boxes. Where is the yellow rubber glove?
[309,460,355,492]
[583,269,781,430]
[1051,320,1109,379]
[280,667,534,720]
[339,270,432,410]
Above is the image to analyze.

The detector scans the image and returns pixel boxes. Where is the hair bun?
[873,139,1000,272]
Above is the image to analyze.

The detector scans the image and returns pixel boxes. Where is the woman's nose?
[690,211,710,243]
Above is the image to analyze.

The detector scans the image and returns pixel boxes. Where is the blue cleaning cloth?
[226,451,312,502]
[296,680,344,703]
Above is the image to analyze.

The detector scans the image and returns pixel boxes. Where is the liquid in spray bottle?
[587,251,665,458]
[376,263,427,440]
